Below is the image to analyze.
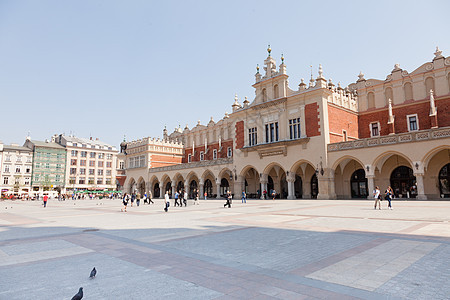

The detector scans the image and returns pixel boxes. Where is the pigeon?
[89,267,97,279]
[71,287,83,300]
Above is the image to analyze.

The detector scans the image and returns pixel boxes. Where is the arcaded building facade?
[123,47,450,200]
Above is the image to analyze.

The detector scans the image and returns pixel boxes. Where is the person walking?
[121,193,128,212]
[242,190,246,203]
[148,191,154,204]
[164,191,170,212]
[183,190,188,207]
[224,190,232,208]
[130,192,135,207]
[204,191,207,200]
[43,194,48,208]
[271,189,276,200]
[373,186,381,210]
[136,193,141,207]
[174,191,180,207]
[194,189,200,205]
[385,186,393,210]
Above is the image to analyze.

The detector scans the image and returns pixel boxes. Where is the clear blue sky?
[1,0,449,147]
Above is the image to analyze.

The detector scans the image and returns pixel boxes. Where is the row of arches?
[125,147,450,200]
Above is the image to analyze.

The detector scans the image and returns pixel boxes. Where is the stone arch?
[240,165,260,198]
[422,146,450,198]
[290,160,316,199]
[425,77,435,97]
[403,82,413,101]
[186,171,199,198]
[372,151,414,194]
[149,175,160,198]
[332,157,366,199]
[331,156,365,173]
[263,162,287,199]
[201,169,216,197]
[137,176,146,197]
[128,177,136,194]
[372,151,414,174]
[201,169,216,181]
[422,145,450,171]
[219,167,233,180]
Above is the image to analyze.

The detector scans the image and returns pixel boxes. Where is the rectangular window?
[70,168,77,175]
[106,162,112,168]
[97,179,103,184]
[289,118,301,139]
[3,177,8,185]
[56,164,62,169]
[80,168,86,175]
[79,178,85,184]
[213,149,217,160]
[106,154,112,160]
[71,150,78,156]
[89,169,95,175]
[16,156,22,162]
[227,147,232,158]
[90,152,96,158]
[26,167,31,173]
[4,165,10,173]
[370,122,379,137]
[98,169,103,176]
[80,160,86,166]
[69,177,76,184]
[71,159,77,166]
[26,157,32,163]
[34,175,39,182]
[98,161,103,167]
[265,122,279,143]
[188,154,192,163]
[55,175,61,182]
[45,163,50,169]
[81,151,87,157]
[200,151,204,161]
[15,166,21,173]
[98,153,104,159]
[5,155,11,162]
[248,127,258,146]
[89,161,95,167]
[88,178,94,184]
[119,162,125,169]
[106,170,111,176]
[106,178,112,185]
[407,115,418,131]
[24,178,30,185]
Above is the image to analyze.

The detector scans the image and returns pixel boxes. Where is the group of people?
[373,186,394,210]
[121,192,154,212]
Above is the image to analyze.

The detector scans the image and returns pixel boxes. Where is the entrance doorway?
[311,174,318,199]
[350,169,368,198]
[390,166,416,198]
[153,183,160,198]
[294,175,303,199]
[220,178,229,196]
[439,163,450,198]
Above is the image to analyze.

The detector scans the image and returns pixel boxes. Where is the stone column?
[199,179,204,199]
[366,175,375,200]
[414,173,427,200]
[287,178,295,200]
[260,181,268,199]
[171,181,176,198]
[317,169,337,200]
[234,176,244,198]
[184,180,189,198]
[216,181,221,198]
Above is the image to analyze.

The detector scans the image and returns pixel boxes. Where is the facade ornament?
[232,94,241,112]
[429,89,437,116]
[197,120,201,126]
[298,78,306,91]
[388,99,395,124]
[255,64,262,82]
[267,44,271,57]
[328,78,335,89]
[434,46,443,59]
[357,71,365,82]
[393,63,401,71]
[279,54,286,74]
[318,64,324,79]
[243,96,249,108]
[224,112,229,119]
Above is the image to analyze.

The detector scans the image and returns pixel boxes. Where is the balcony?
[328,126,450,152]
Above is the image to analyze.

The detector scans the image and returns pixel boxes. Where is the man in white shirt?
[373,186,381,210]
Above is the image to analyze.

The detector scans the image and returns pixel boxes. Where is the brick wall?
[359,97,450,138]
[328,105,359,143]
[235,121,244,149]
[183,140,233,162]
[305,103,320,137]
[150,154,182,168]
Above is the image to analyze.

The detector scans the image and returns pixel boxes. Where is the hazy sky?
[1,0,449,147]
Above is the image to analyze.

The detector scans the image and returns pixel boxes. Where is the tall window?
[70,168,77,175]
[265,122,279,143]
[213,149,217,160]
[227,147,232,158]
[200,151,204,161]
[15,166,21,173]
[3,177,8,185]
[289,118,301,139]
[273,84,279,98]
[119,162,125,169]
[71,150,78,156]
[248,127,257,146]
[80,168,86,175]
[370,122,380,137]
[90,152,96,158]
[4,165,10,173]
[407,114,418,131]
[188,154,192,163]
[81,151,87,157]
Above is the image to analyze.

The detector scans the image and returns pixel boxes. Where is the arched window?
[404,82,413,101]
[273,84,279,98]
[385,87,393,106]
[367,92,375,109]
[262,88,267,102]
[425,77,435,97]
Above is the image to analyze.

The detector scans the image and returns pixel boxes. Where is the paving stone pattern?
[0,199,449,299]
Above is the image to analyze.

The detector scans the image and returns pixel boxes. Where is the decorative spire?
[388,99,394,124]
[434,46,443,59]
[267,44,271,56]
[224,112,229,119]
[318,64,324,78]
[197,120,201,125]
[429,89,437,116]
[281,53,284,63]
[299,78,306,91]
[256,64,260,73]
[243,96,249,108]
[357,71,365,82]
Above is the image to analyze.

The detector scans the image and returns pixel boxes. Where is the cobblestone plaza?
[1,198,449,299]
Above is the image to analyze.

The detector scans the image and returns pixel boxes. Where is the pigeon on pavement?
[71,287,83,300]
[89,267,97,279]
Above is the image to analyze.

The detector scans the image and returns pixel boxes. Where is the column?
[414,173,427,200]
[216,181,221,198]
[234,176,244,198]
[366,175,375,200]
[287,178,295,200]
[260,181,268,199]
[199,179,204,199]
[171,181,176,198]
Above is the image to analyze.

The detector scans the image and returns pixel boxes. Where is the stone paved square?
[0,198,449,299]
